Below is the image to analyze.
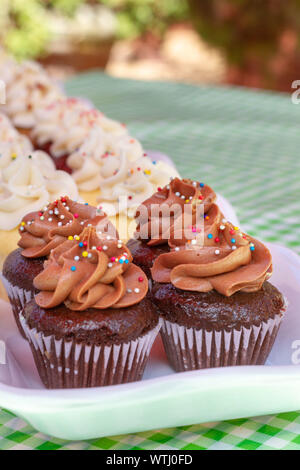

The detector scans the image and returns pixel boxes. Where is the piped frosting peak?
[34,226,148,310]
[151,210,273,297]
[135,177,216,246]
[18,196,115,258]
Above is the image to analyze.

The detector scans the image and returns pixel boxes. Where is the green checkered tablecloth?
[1,73,300,450]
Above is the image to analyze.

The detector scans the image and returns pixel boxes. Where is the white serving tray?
[0,241,299,441]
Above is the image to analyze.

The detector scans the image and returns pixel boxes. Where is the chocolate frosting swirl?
[151,206,273,296]
[135,178,216,246]
[18,196,115,258]
[168,202,222,250]
[34,226,148,310]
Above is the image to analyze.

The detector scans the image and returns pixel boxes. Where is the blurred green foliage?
[0,0,50,59]
[0,0,189,59]
[4,0,300,69]
[100,0,189,39]
[48,0,84,16]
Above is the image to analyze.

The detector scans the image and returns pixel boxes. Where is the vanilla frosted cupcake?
[0,115,33,299]
[67,127,179,240]
[32,98,128,168]
[1,60,64,135]
[0,49,18,86]
[0,113,33,164]
[0,113,26,142]
[67,127,144,192]
[0,150,79,263]
[0,136,33,165]
[98,154,179,238]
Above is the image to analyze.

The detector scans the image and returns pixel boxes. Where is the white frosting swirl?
[67,127,144,191]
[98,153,179,217]
[1,61,64,129]
[0,151,79,230]
[32,98,128,157]
[67,127,179,217]
[0,137,33,170]
[0,50,18,85]
[0,113,25,142]
[0,113,33,169]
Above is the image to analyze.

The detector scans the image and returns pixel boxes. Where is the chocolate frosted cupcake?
[2,196,113,337]
[151,206,287,371]
[22,226,160,388]
[128,177,216,278]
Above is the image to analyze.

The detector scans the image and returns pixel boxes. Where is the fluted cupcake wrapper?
[160,301,287,372]
[20,314,162,389]
[1,275,35,338]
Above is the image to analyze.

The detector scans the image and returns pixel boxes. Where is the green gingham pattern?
[2,410,300,450]
[1,73,300,450]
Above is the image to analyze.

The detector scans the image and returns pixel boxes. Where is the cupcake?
[32,98,128,172]
[151,205,287,371]
[0,131,33,161]
[0,112,32,145]
[22,226,160,388]
[2,196,113,337]
[127,177,216,277]
[0,113,33,176]
[1,60,63,136]
[0,48,18,85]
[0,150,78,264]
[67,126,179,240]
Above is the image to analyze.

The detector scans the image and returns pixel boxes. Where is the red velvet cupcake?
[22,226,160,388]
[30,98,93,172]
[31,97,128,173]
[2,197,113,337]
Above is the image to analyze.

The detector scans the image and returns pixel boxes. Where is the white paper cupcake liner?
[20,315,162,388]
[160,300,287,372]
[1,275,34,338]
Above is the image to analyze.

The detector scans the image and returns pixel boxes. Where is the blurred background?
[1,0,300,91]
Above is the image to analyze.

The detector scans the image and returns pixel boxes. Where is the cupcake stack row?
[1,177,287,388]
[0,49,287,388]
[0,49,178,259]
